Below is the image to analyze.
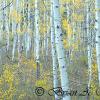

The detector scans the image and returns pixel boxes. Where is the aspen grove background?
[0,0,100,100]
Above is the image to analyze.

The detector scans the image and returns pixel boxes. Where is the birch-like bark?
[35,0,40,79]
[50,2,59,100]
[17,32,21,66]
[11,1,17,61]
[6,0,10,52]
[26,2,31,58]
[12,32,17,61]
[86,0,92,88]
[45,14,49,63]
[6,23,10,52]
[95,0,100,85]
[52,0,70,100]
[25,33,31,58]
[16,0,22,66]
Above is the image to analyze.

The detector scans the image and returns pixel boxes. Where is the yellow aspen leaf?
[63,39,69,49]
[62,19,73,39]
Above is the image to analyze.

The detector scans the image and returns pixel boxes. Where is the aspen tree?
[86,0,92,88]
[95,0,100,85]
[12,1,17,61]
[16,0,22,66]
[25,0,31,58]
[52,0,70,99]
[50,1,59,99]
[35,0,40,79]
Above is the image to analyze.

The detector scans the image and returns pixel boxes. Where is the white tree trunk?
[6,22,10,52]
[95,0,100,85]
[25,33,31,58]
[16,0,22,66]
[46,15,49,62]
[52,0,70,100]
[35,0,40,79]
[25,4,31,58]
[86,0,92,88]
[12,32,17,61]
[6,0,10,52]
[50,2,59,100]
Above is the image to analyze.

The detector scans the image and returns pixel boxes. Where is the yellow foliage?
[74,0,84,9]
[0,78,2,85]
[3,68,14,83]
[19,93,26,99]
[35,69,52,90]
[39,23,47,33]
[92,63,97,71]
[62,19,73,39]
[0,66,16,99]
[36,80,46,86]
[63,39,70,49]
[60,7,65,14]
[72,43,78,50]
[92,63,98,79]
[72,13,84,22]
[27,59,37,70]
[16,29,23,35]
[10,9,22,23]
[74,0,81,3]
[60,0,72,3]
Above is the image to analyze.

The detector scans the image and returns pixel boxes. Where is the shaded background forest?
[0,0,100,100]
